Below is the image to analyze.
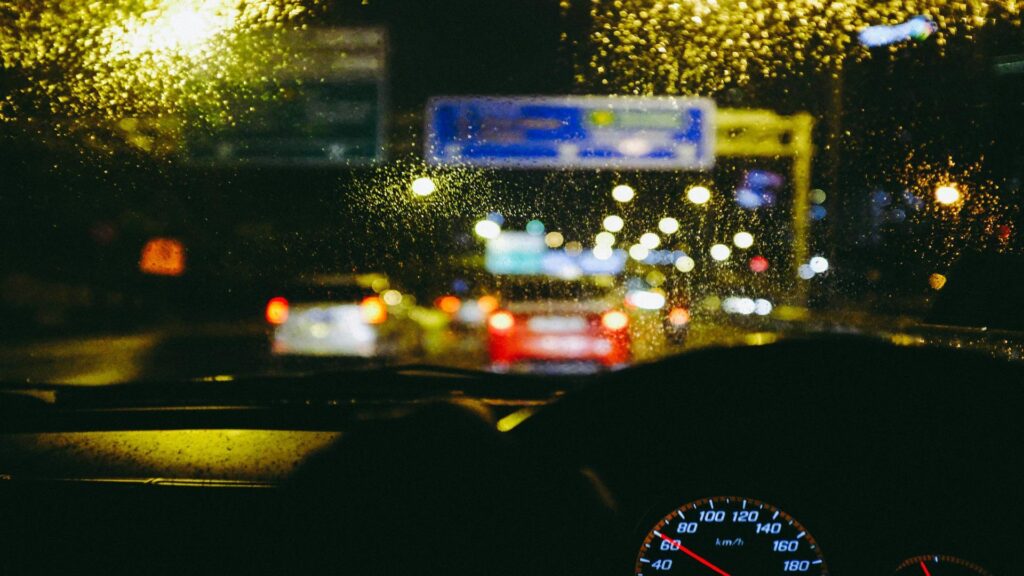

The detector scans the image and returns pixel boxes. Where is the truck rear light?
[360,296,387,324]
[601,310,629,331]
[488,310,515,332]
[265,297,289,325]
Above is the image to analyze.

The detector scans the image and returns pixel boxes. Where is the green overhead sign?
[188,27,387,166]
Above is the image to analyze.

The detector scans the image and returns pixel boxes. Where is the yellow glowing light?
[645,270,666,287]
[744,332,779,346]
[381,289,403,306]
[474,219,501,239]
[603,215,625,232]
[640,232,661,249]
[114,1,236,58]
[370,276,390,293]
[935,184,961,205]
[545,231,565,248]
[595,231,616,246]
[601,310,629,331]
[7,430,341,481]
[629,244,650,261]
[593,245,614,260]
[733,231,754,249]
[565,241,584,255]
[687,185,711,205]
[612,184,636,203]
[929,273,948,290]
[411,177,436,197]
[496,408,535,432]
[658,217,680,234]
[1,0,310,141]
[710,243,731,261]
[891,334,927,346]
[674,255,695,272]
[488,311,515,332]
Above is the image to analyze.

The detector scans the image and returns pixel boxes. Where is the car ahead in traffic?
[486,277,630,371]
[658,279,692,345]
[264,273,417,358]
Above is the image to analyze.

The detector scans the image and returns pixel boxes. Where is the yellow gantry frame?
[715,109,815,305]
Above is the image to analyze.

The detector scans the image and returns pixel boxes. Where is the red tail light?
[265,297,289,325]
[360,296,387,324]
[601,310,629,331]
[488,310,515,332]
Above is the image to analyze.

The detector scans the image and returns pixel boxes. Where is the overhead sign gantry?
[426,96,715,170]
[425,97,814,305]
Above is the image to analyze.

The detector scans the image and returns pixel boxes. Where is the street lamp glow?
[733,231,754,249]
[381,290,403,306]
[612,184,636,203]
[709,243,731,261]
[935,184,961,205]
[592,245,614,260]
[686,185,711,205]
[658,217,680,235]
[116,2,237,58]
[639,232,661,249]
[674,255,695,273]
[809,256,830,273]
[629,244,650,261]
[595,231,616,246]
[544,231,564,248]
[474,219,501,239]
[603,215,625,233]
[411,177,436,197]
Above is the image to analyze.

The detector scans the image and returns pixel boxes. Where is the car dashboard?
[0,336,1020,576]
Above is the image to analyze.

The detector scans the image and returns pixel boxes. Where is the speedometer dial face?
[895,555,992,576]
[635,496,828,576]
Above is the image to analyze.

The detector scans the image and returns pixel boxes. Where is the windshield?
[1,0,1022,384]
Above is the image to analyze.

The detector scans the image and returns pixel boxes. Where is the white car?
[265,274,392,357]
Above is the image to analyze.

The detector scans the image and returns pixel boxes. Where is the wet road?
[0,318,756,386]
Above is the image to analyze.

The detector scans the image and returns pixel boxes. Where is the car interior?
[2,335,1021,575]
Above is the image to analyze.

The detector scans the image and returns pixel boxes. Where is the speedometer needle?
[919,561,933,576]
[654,531,733,576]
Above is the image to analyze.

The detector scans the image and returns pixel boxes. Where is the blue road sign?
[426,96,715,170]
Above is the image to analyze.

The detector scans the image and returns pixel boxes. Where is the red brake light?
[601,310,629,331]
[749,255,770,273]
[488,310,515,332]
[265,297,289,325]
[361,296,387,324]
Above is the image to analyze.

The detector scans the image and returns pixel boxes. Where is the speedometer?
[635,496,828,576]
